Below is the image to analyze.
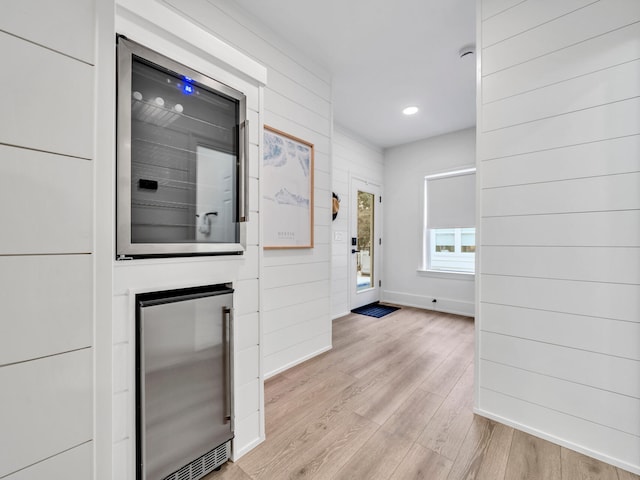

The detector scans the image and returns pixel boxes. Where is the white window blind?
[426,169,475,229]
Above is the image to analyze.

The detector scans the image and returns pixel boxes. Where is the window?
[423,168,476,274]
[429,227,475,273]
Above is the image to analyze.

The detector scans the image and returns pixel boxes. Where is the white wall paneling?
[112,440,131,480]
[482,210,640,247]
[0,350,93,478]
[482,0,598,47]
[262,262,330,290]
[0,146,92,254]
[481,246,640,285]
[263,279,330,312]
[0,2,96,477]
[263,313,330,357]
[263,88,330,135]
[483,172,640,217]
[263,244,331,267]
[477,0,640,473]
[234,278,260,316]
[236,379,261,420]
[235,312,260,351]
[0,0,95,64]
[481,135,640,188]
[0,255,92,366]
[3,442,93,480]
[482,0,640,75]
[383,128,476,317]
[482,274,639,323]
[263,331,332,379]
[480,97,640,160]
[481,332,640,399]
[234,411,262,458]
[482,21,640,104]
[481,360,640,437]
[112,391,131,444]
[94,2,117,478]
[236,345,260,387]
[262,298,330,335]
[481,0,527,20]
[0,33,94,159]
[481,303,640,361]
[483,59,640,132]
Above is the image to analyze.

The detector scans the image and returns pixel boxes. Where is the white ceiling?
[230,0,477,149]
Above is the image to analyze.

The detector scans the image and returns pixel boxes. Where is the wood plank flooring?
[205,307,639,480]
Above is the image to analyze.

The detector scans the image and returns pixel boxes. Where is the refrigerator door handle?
[223,306,233,424]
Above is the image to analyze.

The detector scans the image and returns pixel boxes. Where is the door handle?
[238,120,249,222]
[352,249,360,254]
[223,307,232,424]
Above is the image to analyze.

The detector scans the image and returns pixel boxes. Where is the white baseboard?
[263,344,332,380]
[232,434,264,461]
[332,310,350,320]
[474,408,640,476]
[382,290,474,317]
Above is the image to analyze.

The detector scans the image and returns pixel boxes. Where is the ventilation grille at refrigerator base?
[163,441,230,480]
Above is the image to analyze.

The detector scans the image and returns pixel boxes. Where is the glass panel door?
[357,190,375,291]
[351,178,380,310]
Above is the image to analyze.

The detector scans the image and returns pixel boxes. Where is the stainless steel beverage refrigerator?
[136,284,234,480]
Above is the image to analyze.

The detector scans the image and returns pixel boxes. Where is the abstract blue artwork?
[263,126,314,248]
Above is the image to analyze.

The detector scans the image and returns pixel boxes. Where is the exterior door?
[350,178,381,309]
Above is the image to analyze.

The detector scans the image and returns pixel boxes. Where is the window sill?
[417,269,475,281]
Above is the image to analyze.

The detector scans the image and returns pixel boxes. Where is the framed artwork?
[263,125,314,249]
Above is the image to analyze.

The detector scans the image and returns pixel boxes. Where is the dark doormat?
[351,302,400,318]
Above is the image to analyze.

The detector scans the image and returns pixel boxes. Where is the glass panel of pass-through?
[130,56,239,245]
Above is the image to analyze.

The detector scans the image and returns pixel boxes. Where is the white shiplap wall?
[161,0,334,378]
[477,0,640,473]
[0,1,95,478]
[383,128,476,316]
[331,127,384,318]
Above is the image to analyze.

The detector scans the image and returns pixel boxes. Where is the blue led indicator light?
[183,76,193,83]
[183,84,194,95]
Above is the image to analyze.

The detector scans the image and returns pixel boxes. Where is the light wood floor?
[206,307,639,480]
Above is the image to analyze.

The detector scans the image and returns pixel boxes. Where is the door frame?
[349,176,382,310]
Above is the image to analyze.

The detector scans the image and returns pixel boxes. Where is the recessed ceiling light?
[403,106,419,116]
